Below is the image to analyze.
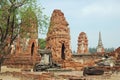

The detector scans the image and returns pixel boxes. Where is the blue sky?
[37,0,120,51]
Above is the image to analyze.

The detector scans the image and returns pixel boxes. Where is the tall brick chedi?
[46,9,72,61]
[77,32,88,54]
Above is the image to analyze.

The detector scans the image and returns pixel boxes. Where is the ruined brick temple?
[3,9,111,71]
[77,32,88,54]
[4,9,40,68]
[46,10,72,61]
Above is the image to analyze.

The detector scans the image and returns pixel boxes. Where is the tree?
[38,38,46,49]
[105,48,114,53]
[89,47,115,54]
[89,47,97,54]
[0,0,48,72]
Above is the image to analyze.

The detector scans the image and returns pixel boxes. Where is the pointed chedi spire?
[98,32,103,46]
[97,32,105,53]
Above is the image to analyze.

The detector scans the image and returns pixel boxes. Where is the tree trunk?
[0,57,2,72]
[0,62,1,72]
[0,57,4,72]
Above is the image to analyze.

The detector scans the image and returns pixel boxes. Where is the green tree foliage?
[38,38,46,49]
[0,0,48,71]
[89,47,114,54]
[105,48,114,53]
[19,1,49,34]
[89,47,97,54]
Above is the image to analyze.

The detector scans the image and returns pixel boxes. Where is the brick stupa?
[46,9,72,62]
[96,32,105,53]
[4,8,40,68]
[77,32,88,54]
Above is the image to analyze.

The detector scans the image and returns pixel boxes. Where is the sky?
[37,0,120,51]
